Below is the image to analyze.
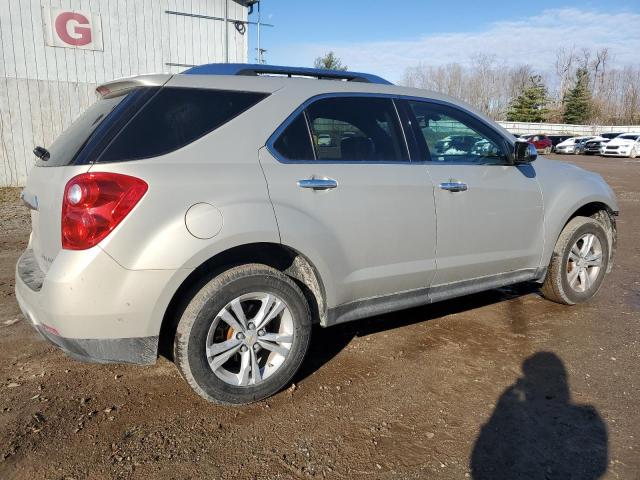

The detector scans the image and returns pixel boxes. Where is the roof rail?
[182,63,392,85]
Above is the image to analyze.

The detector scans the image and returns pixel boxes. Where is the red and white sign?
[43,8,103,51]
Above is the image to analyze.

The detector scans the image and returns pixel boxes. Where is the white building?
[0,0,250,187]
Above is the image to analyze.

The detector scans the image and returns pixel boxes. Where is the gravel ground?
[1,154,639,479]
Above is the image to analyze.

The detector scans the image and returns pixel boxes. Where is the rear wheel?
[174,264,312,404]
[541,217,610,305]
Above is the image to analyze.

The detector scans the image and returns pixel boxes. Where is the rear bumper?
[15,247,179,365]
[29,321,158,364]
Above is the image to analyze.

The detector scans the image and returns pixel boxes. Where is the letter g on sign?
[55,11,92,46]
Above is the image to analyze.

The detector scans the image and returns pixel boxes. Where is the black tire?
[541,217,610,305]
[174,264,312,404]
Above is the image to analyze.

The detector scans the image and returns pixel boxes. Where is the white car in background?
[555,136,593,154]
[554,137,579,154]
[601,133,640,158]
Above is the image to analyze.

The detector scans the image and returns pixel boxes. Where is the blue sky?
[247,1,640,82]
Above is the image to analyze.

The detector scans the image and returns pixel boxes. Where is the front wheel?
[541,217,610,305]
[174,264,312,404]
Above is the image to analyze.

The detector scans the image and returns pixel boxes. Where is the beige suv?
[16,64,618,404]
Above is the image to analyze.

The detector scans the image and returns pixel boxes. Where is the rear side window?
[271,96,408,162]
[273,114,315,160]
[306,97,408,162]
[98,88,268,163]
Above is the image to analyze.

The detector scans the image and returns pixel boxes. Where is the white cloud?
[274,8,640,82]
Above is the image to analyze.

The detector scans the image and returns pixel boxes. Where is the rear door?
[399,99,544,286]
[260,95,437,308]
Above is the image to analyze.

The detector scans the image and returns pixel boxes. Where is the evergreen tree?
[563,68,593,124]
[313,51,348,71]
[506,75,549,122]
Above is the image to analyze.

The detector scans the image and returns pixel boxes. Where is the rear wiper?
[33,146,50,161]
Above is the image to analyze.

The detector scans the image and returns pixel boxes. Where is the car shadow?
[470,352,608,479]
[294,282,539,383]
[516,163,536,178]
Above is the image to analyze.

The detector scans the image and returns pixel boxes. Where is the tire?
[174,264,312,404]
[541,217,610,305]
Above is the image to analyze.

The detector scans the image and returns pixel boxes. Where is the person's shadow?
[470,352,608,480]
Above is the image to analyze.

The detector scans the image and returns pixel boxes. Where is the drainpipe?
[224,0,229,63]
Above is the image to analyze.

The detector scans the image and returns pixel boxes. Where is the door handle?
[439,181,468,192]
[297,177,338,190]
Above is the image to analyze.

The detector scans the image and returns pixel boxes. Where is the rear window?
[41,94,129,167]
[98,88,268,163]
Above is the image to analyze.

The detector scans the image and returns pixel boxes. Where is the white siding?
[0,0,248,186]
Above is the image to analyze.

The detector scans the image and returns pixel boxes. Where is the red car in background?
[522,134,553,154]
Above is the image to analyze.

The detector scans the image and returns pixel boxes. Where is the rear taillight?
[62,172,148,250]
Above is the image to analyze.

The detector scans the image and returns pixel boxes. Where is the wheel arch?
[157,242,327,359]
[542,199,618,276]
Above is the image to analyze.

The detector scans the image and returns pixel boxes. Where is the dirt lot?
[1,154,639,479]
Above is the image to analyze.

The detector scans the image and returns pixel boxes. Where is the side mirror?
[514,140,538,164]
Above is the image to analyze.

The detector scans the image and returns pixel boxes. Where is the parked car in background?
[522,134,552,154]
[602,133,640,158]
[317,134,332,146]
[548,135,573,152]
[584,133,625,155]
[574,136,596,155]
[555,136,592,154]
[15,64,619,404]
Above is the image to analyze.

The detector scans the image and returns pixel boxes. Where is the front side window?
[405,100,508,164]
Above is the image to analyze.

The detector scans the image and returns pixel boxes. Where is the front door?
[260,95,437,308]
[400,99,544,286]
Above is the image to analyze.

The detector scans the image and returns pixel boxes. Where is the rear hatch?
[21,75,170,273]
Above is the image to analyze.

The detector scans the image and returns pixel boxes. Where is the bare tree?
[402,46,640,126]
[554,47,577,105]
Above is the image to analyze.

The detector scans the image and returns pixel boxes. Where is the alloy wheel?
[205,292,294,386]
[566,233,603,293]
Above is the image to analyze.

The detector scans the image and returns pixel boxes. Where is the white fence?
[498,121,640,136]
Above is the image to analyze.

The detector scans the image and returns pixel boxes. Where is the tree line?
[401,48,640,125]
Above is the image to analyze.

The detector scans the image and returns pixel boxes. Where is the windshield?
[40,93,129,167]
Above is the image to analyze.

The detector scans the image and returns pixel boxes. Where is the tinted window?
[42,93,129,167]
[273,113,315,160]
[99,88,268,162]
[405,101,507,164]
[305,97,408,162]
